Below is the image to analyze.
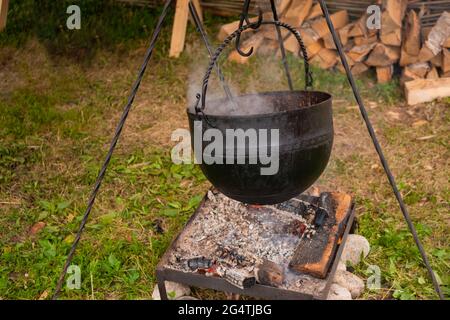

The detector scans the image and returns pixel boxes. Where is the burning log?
[314,193,332,228]
[289,193,351,279]
[187,256,214,271]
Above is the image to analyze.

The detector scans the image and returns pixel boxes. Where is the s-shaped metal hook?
[235,0,263,57]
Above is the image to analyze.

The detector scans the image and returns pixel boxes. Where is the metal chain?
[200,20,312,111]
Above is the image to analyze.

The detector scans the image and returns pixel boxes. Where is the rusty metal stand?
[156,194,356,300]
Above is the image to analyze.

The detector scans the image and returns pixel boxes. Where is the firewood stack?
[217,0,450,104]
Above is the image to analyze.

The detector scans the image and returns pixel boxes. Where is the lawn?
[0,1,448,300]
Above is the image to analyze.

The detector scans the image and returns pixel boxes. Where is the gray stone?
[177,296,199,300]
[337,261,346,272]
[340,234,370,266]
[327,284,352,300]
[152,281,191,300]
[333,271,365,299]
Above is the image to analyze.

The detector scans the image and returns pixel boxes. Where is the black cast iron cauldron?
[187,21,334,205]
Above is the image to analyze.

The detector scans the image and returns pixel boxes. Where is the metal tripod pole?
[269,0,294,90]
[52,0,175,300]
[318,0,443,299]
[188,1,238,109]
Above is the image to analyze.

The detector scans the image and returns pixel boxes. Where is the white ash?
[165,191,328,296]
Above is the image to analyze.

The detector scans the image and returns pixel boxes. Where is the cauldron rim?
[187,90,332,120]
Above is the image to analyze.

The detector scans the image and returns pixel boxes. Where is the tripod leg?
[318,0,444,300]
[269,0,294,91]
[52,0,175,300]
[188,1,237,109]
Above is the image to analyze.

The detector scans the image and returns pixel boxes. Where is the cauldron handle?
[196,20,313,114]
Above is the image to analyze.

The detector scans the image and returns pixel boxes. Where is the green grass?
[0,2,448,300]
[1,150,206,299]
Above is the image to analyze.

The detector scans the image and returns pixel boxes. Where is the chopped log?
[405,62,430,78]
[273,0,292,17]
[262,27,288,42]
[283,32,322,58]
[419,46,436,62]
[348,14,373,38]
[347,43,377,63]
[336,53,356,73]
[380,0,407,33]
[376,65,393,83]
[426,67,439,80]
[343,38,355,52]
[421,26,432,40]
[403,10,421,56]
[311,10,349,39]
[380,0,408,47]
[317,48,338,69]
[419,12,450,60]
[339,23,353,46]
[263,0,312,41]
[306,3,322,21]
[323,33,338,50]
[306,40,323,58]
[323,33,334,50]
[256,260,285,287]
[351,62,369,75]
[348,23,363,37]
[217,17,259,42]
[283,34,299,54]
[442,71,450,78]
[404,78,450,105]
[354,34,378,46]
[430,52,442,67]
[401,68,420,85]
[169,0,190,58]
[284,0,313,27]
[283,26,321,57]
[298,26,320,46]
[311,48,337,70]
[342,53,356,67]
[400,49,419,66]
[380,29,402,47]
[228,33,264,64]
[289,193,352,279]
[442,49,450,73]
[365,43,400,67]
[444,37,450,48]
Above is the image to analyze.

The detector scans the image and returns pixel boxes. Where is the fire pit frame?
[155,194,356,300]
